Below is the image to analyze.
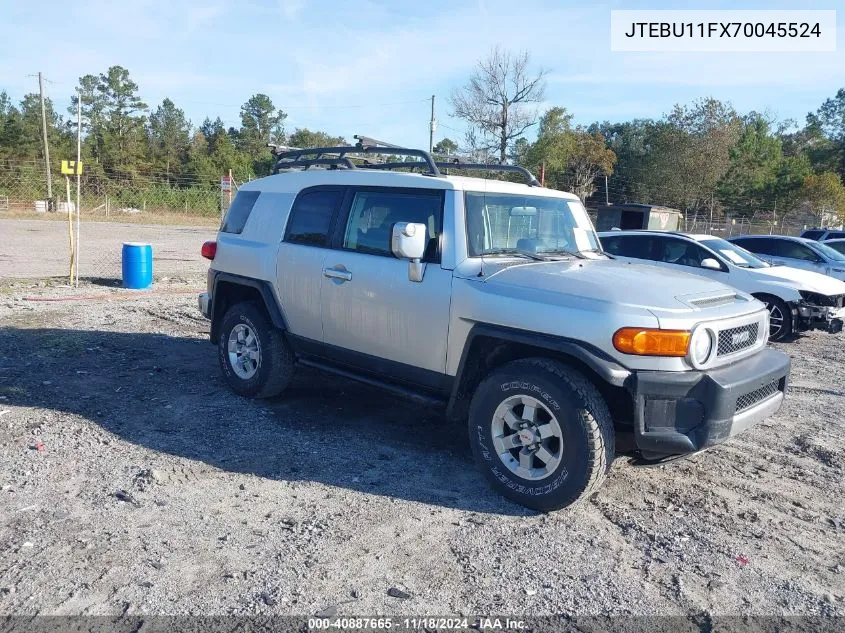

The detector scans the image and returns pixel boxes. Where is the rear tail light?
[201,241,217,260]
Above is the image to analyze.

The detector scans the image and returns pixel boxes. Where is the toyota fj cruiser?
[198,136,791,511]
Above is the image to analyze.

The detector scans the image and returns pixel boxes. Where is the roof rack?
[272,135,441,177]
[270,135,540,186]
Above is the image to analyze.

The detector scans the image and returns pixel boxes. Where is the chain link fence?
[0,161,230,283]
[2,161,831,283]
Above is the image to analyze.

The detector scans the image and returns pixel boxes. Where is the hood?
[480,258,746,312]
[754,265,845,296]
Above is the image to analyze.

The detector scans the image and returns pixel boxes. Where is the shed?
[595,204,682,232]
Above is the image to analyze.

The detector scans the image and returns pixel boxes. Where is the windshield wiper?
[537,247,588,259]
[480,248,551,261]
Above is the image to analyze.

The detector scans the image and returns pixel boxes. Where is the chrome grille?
[717,323,759,357]
[735,380,780,413]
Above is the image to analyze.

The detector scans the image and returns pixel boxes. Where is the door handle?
[323,268,352,282]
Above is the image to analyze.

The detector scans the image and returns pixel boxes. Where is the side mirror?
[700,258,722,271]
[391,222,428,282]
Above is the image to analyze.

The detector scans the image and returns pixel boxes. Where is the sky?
[1,0,843,149]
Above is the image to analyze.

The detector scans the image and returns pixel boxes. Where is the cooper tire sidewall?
[470,371,591,502]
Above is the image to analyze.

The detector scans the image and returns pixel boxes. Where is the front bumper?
[198,292,211,319]
[628,348,790,459]
[792,300,845,334]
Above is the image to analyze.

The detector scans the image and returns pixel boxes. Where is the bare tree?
[451,47,547,163]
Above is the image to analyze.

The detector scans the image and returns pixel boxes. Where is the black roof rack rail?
[272,135,441,177]
[436,161,540,187]
[270,135,541,186]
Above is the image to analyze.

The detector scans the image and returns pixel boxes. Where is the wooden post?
[75,95,81,287]
[66,176,74,285]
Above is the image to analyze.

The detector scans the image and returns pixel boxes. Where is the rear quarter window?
[284,189,344,247]
[221,190,261,234]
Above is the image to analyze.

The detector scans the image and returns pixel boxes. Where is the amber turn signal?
[612,328,691,357]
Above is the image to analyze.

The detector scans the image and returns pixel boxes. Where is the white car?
[599,231,845,341]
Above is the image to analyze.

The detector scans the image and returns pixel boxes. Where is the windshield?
[465,191,600,257]
[700,238,771,269]
[811,240,845,262]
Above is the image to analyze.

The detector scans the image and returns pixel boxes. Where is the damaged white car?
[599,231,845,341]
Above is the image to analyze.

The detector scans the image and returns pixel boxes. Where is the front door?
[320,187,452,383]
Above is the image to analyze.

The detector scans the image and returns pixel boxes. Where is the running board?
[296,358,447,408]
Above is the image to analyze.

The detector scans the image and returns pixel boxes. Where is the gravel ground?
[0,278,843,621]
[0,218,215,279]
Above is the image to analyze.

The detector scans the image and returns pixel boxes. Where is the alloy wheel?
[490,395,564,481]
[227,323,261,379]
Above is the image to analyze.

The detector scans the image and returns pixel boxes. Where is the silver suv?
[198,137,791,511]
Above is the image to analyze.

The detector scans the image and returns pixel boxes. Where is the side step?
[296,358,447,408]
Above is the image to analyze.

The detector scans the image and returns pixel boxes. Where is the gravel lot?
[0,277,843,622]
[0,218,215,279]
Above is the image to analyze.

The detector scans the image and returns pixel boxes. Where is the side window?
[284,189,343,247]
[221,190,260,234]
[342,189,442,261]
[735,238,773,255]
[603,235,649,259]
[801,230,824,240]
[600,236,622,255]
[634,236,663,261]
[778,242,822,262]
[657,237,709,268]
[827,232,845,240]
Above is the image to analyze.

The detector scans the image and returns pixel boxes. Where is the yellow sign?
[61,160,83,175]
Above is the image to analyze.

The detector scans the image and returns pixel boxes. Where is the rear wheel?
[217,301,294,398]
[755,294,792,342]
[468,359,614,512]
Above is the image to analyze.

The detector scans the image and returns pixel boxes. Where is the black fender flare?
[446,323,631,419]
[210,272,287,342]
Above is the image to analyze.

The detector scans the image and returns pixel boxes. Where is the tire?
[754,294,792,342]
[468,358,614,512]
[217,301,294,398]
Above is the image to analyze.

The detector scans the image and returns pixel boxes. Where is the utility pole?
[429,95,435,153]
[38,72,53,205]
[604,175,609,206]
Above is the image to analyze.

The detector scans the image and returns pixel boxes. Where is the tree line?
[448,47,845,226]
[1,55,844,225]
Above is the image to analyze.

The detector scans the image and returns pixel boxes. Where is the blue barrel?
[122,242,153,289]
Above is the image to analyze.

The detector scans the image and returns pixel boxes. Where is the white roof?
[239,169,580,200]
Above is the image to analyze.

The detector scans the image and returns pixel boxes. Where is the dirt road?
[0,280,843,621]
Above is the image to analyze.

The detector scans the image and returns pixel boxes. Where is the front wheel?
[468,359,614,512]
[755,294,793,342]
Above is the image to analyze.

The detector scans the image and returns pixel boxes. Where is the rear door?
[319,186,452,385]
[275,186,345,342]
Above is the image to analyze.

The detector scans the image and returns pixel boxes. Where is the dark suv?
[800,229,845,242]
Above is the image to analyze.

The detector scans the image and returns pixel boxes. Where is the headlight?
[689,327,714,367]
